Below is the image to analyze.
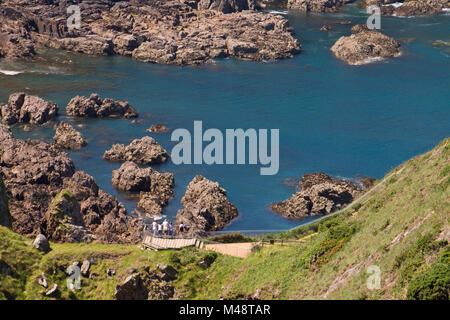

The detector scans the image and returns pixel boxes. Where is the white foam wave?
[0,69,23,76]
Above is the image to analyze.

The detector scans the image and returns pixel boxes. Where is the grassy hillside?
[0,138,448,300]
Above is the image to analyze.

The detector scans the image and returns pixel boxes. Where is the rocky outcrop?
[104,136,169,165]
[288,0,354,12]
[350,24,369,34]
[147,124,169,133]
[53,121,87,150]
[198,0,257,13]
[0,135,145,244]
[115,265,177,300]
[330,30,401,65]
[66,93,138,119]
[112,162,174,216]
[271,172,362,219]
[360,0,449,16]
[176,175,238,236]
[0,92,58,125]
[0,0,300,66]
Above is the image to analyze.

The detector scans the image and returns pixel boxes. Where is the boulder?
[37,272,48,288]
[0,176,12,228]
[103,136,169,165]
[54,121,87,150]
[272,173,362,219]
[115,273,148,300]
[288,0,345,12]
[33,234,50,252]
[81,259,91,276]
[197,0,257,13]
[330,30,401,65]
[45,283,58,297]
[66,93,138,119]
[175,175,238,236]
[1,93,58,125]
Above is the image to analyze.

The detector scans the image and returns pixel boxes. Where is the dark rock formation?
[176,175,238,236]
[147,124,169,133]
[350,23,369,34]
[66,93,138,119]
[112,161,174,216]
[1,92,58,125]
[320,24,332,31]
[272,172,362,219]
[104,136,169,165]
[0,0,300,65]
[54,121,87,150]
[331,30,401,65]
[0,135,144,244]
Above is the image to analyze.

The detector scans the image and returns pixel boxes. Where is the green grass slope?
[0,138,448,300]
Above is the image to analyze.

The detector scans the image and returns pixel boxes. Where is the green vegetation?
[0,138,449,300]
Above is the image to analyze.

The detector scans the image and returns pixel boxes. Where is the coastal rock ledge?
[272,172,363,219]
[54,121,87,150]
[176,175,238,236]
[331,29,401,65]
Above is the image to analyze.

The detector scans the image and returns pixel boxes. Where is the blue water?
[1,6,449,232]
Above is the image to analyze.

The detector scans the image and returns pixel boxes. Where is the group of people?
[145,219,186,237]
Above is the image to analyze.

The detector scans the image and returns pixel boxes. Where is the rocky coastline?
[0,0,301,65]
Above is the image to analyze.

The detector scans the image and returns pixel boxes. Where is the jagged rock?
[157,264,178,281]
[147,124,169,133]
[288,0,347,12]
[359,177,377,189]
[66,93,138,119]
[37,272,48,288]
[0,93,58,125]
[361,0,449,16]
[0,124,13,141]
[104,136,169,165]
[115,273,148,300]
[198,0,257,13]
[176,175,238,236]
[331,30,401,65]
[272,172,363,219]
[0,135,144,244]
[54,121,87,150]
[32,234,50,252]
[112,161,174,215]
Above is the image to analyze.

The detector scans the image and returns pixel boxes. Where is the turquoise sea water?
[1,6,449,232]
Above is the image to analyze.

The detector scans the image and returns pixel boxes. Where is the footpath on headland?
[142,166,404,259]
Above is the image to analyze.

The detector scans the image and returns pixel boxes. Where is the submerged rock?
[331,30,401,65]
[0,93,58,125]
[176,175,238,236]
[272,172,362,219]
[54,121,87,150]
[66,93,138,119]
[104,136,169,165]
